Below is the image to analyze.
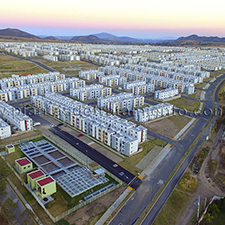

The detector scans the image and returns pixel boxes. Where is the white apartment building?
[124,80,146,90]
[43,55,58,61]
[98,74,127,86]
[79,70,104,80]
[70,84,112,101]
[97,93,144,113]
[154,88,179,100]
[134,103,174,122]
[0,101,33,131]
[132,83,155,95]
[0,118,11,139]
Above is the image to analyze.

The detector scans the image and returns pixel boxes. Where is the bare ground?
[143,115,191,138]
[65,186,126,225]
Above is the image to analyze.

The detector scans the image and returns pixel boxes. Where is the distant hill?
[43,36,60,41]
[0,28,40,39]
[71,35,102,42]
[176,34,225,42]
[94,32,142,43]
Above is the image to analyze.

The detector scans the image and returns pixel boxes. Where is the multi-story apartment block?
[0,118,11,139]
[70,84,112,101]
[79,70,104,80]
[132,83,155,95]
[124,80,146,90]
[97,93,144,113]
[154,88,179,100]
[0,101,33,131]
[31,93,147,156]
[134,103,174,122]
[98,74,127,86]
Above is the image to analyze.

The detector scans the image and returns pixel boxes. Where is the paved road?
[110,74,225,225]
[49,126,142,189]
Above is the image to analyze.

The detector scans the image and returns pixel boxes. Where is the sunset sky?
[1,0,225,39]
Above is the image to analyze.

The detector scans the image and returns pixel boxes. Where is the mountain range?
[0,28,225,44]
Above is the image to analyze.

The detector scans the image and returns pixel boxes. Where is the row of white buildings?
[0,101,33,131]
[0,74,85,102]
[97,93,144,113]
[31,93,147,156]
[0,72,65,90]
[70,84,112,101]
[134,103,174,122]
[100,66,195,94]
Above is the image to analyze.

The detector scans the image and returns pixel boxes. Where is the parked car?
[77,134,84,137]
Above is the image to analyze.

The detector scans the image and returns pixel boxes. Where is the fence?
[0,133,42,149]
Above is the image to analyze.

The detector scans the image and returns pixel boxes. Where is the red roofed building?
[15,157,33,173]
[27,170,46,190]
[36,176,56,198]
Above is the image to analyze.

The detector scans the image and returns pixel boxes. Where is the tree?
[203,212,214,224]
[209,203,220,218]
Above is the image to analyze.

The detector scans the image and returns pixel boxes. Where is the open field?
[217,81,225,104]
[144,115,192,138]
[168,97,200,112]
[33,57,98,74]
[0,53,47,78]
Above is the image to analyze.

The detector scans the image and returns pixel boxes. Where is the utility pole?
[197,195,200,223]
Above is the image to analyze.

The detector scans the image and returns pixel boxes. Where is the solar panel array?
[20,140,109,198]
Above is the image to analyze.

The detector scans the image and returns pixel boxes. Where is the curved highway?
[110,74,225,225]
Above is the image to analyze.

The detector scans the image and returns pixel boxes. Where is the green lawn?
[153,189,191,225]
[168,97,200,112]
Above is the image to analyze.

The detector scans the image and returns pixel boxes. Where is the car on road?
[77,134,84,137]
[119,172,124,176]
[49,124,54,127]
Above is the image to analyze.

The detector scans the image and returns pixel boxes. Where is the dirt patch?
[143,115,191,138]
[66,186,126,225]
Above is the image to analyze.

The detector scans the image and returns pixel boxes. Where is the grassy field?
[33,57,98,74]
[153,173,198,225]
[168,97,200,112]
[119,139,167,174]
[217,81,225,104]
[0,53,47,78]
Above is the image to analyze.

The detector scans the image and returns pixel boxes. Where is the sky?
[0,0,225,39]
